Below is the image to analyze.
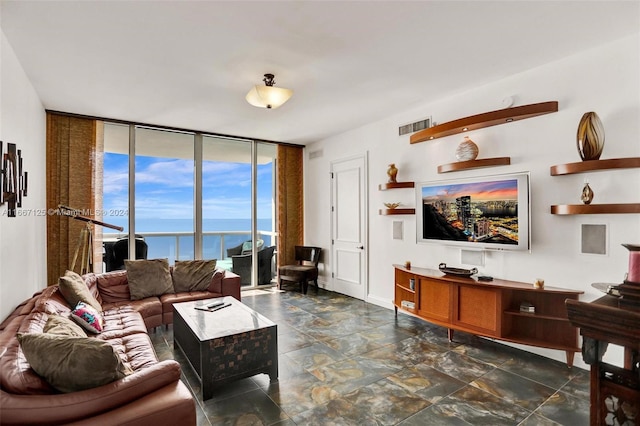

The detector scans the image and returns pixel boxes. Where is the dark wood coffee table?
[173,296,278,400]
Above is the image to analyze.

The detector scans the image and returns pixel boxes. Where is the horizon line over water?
[102,218,275,262]
[103,218,273,234]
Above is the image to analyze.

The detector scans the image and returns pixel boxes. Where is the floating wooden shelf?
[410,101,559,144]
[379,181,415,190]
[437,157,511,174]
[550,157,640,175]
[379,208,415,215]
[551,203,640,215]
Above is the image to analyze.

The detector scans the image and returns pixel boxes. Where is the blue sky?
[421,179,518,202]
[103,153,274,227]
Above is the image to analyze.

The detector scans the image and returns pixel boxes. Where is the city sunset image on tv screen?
[421,179,519,245]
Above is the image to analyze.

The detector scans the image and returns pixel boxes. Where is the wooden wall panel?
[276,145,303,268]
[46,113,99,285]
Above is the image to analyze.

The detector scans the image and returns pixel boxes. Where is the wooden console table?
[566,296,640,426]
[393,265,582,367]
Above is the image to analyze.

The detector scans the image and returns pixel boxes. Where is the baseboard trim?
[366,294,394,310]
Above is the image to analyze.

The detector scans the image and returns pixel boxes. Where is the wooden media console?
[393,264,582,367]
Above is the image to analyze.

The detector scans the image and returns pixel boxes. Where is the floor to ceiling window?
[102,123,130,231]
[101,123,277,288]
[135,127,195,263]
[201,136,252,263]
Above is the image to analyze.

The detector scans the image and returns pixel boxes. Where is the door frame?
[329,152,369,301]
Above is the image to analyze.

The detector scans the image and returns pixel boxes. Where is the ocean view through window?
[101,123,278,287]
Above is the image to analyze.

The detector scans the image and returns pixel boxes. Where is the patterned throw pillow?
[70,302,104,334]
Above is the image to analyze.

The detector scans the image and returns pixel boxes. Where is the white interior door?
[330,154,367,300]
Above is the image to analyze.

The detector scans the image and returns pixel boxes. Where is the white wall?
[305,34,640,369]
[0,21,47,320]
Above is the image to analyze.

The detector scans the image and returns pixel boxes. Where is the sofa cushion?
[103,332,159,372]
[34,285,73,315]
[0,291,43,331]
[70,302,104,334]
[82,272,103,306]
[99,305,149,339]
[19,311,49,334]
[96,269,130,303]
[125,259,174,300]
[58,270,103,312]
[16,333,131,393]
[172,259,217,292]
[44,315,87,337]
[0,316,56,395]
[101,297,163,331]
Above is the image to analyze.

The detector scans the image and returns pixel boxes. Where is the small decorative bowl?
[384,202,401,209]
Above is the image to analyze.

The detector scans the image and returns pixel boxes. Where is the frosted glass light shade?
[245,85,293,109]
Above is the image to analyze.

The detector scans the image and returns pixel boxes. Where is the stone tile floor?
[152,288,589,425]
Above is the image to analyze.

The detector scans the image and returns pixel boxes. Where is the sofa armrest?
[221,271,241,301]
[65,380,196,426]
[0,360,182,425]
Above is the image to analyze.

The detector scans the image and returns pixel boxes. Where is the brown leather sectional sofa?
[0,268,241,425]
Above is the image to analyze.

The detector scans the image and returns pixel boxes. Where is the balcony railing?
[102,230,277,265]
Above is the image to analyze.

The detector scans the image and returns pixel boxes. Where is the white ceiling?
[2,1,638,145]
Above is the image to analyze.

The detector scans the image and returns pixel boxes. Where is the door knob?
[357,245,364,249]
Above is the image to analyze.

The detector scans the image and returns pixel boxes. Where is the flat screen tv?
[416,172,530,251]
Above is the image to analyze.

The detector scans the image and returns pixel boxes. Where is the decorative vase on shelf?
[576,112,605,161]
[581,182,594,205]
[622,243,640,283]
[387,163,398,183]
[455,136,479,161]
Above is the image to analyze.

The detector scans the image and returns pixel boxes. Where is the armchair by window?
[231,245,275,286]
[278,246,321,294]
[218,239,265,272]
[104,237,148,272]
[226,239,264,257]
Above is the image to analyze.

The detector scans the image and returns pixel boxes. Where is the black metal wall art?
[1,141,28,217]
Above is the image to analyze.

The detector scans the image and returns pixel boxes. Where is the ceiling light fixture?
[246,73,293,109]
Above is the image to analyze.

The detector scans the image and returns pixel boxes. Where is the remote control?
[206,301,224,309]
[477,275,493,282]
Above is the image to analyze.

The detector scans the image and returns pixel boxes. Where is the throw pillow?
[125,258,174,300]
[17,333,131,393]
[172,259,217,292]
[241,241,253,255]
[241,239,264,255]
[58,270,103,313]
[44,315,87,338]
[70,302,104,334]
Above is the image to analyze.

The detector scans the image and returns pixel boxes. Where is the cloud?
[103,155,275,221]
[135,158,194,188]
[103,170,129,195]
